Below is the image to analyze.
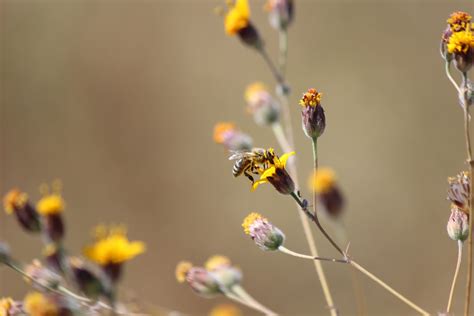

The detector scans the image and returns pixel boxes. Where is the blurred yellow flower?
[244,82,267,103]
[175,261,193,283]
[205,255,231,271]
[36,194,65,215]
[224,0,250,35]
[209,304,242,316]
[24,292,58,316]
[214,122,236,144]
[84,225,145,265]
[447,29,474,54]
[309,168,336,194]
[3,189,28,215]
[0,297,14,316]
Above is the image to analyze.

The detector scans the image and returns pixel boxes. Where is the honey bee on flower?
[229,147,276,183]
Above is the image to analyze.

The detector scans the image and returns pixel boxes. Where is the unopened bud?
[205,255,242,288]
[69,257,109,300]
[309,168,345,219]
[245,82,280,126]
[299,89,326,139]
[3,189,41,233]
[242,213,285,251]
[265,0,294,31]
[447,206,469,241]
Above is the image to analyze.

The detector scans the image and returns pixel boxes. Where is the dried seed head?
[447,206,469,241]
[242,213,285,251]
[447,171,470,212]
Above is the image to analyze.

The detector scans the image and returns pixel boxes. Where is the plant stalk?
[278,246,347,263]
[230,285,277,316]
[447,240,463,313]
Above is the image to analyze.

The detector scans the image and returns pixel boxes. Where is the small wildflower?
[245,82,280,126]
[309,168,345,218]
[264,0,294,30]
[242,213,285,251]
[299,89,326,139]
[3,189,41,233]
[209,304,242,316]
[205,255,242,288]
[447,171,470,212]
[0,298,14,316]
[447,11,472,32]
[447,29,474,72]
[214,122,253,151]
[222,0,262,48]
[447,205,469,241]
[84,225,145,283]
[23,292,58,316]
[252,151,295,194]
[24,260,61,290]
[175,261,193,283]
[37,183,66,242]
[176,262,221,297]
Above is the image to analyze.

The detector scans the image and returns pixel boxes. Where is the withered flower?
[447,171,470,212]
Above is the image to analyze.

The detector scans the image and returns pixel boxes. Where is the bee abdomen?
[232,159,246,177]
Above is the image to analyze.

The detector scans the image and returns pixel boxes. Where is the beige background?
[1,0,474,315]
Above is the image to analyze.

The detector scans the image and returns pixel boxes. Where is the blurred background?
[1,0,474,314]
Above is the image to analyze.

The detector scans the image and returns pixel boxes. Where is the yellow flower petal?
[279,152,295,167]
[224,0,250,35]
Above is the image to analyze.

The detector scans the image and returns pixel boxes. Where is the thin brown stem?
[447,240,463,313]
[462,71,473,316]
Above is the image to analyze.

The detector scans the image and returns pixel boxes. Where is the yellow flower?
[175,261,193,283]
[209,304,242,316]
[242,212,265,235]
[214,122,236,144]
[447,11,472,32]
[244,82,267,103]
[36,194,65,215]
[205,255,231,271]
[3,189,28,214]
[83,225,145,265]
[309,168,336,194]
[252,151,295,192]
[24,292,58,316]
[0,297,14,316]
[299,88,322,107]
[224,0,250,35]
[447,29,474,54]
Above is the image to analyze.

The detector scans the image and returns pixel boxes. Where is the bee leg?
[244,171,254,183]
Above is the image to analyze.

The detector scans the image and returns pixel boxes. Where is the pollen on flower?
[447,29,474,54]
[36,194,65,215]
[24,292,58,316]
[447,11,472,32]
[310,168,336,194]
[3,189,28,215]
[83,225,145,266]
[205,255,231,271]
[224,0,250,35]
[214,122,236,144]
[299,88,322,107]
[175,261,193,283]
[242,212,265,235]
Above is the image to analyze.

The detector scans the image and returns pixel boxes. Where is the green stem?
[447,240,463,313]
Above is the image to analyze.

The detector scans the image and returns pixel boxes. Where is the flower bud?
[37,193,66,243]
[299,89,326,139]
[265,0,294,31]
[242,213,285,251]
[223,0,263,50]
[43,244,63,273]
[447,206,469,241]
[214,122,253,151]
[3,189,41,233]
[309,168,345,219]
[176,261,221,297]
[69,257,110,300]
[447,171,470,211]
[245,82,280,126]
[205,255,242,288]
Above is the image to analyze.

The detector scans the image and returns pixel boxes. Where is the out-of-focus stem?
[350,261,429,315]
[447,240,463,313]
[462,71,473,316]
[230,285,277,316]
[278,30,288,77]
[259,48,285,86]
[445,61,461,93]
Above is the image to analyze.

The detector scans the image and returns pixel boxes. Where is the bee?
[229,148,276,183]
